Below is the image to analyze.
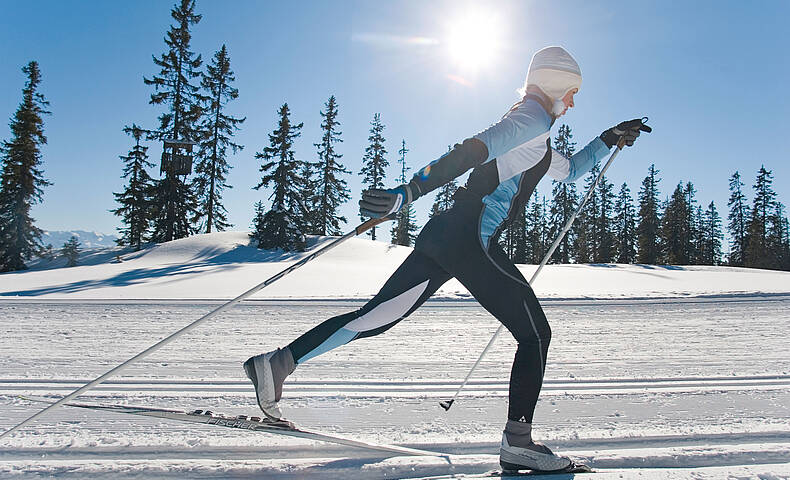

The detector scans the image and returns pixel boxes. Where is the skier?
[244,46,650,472]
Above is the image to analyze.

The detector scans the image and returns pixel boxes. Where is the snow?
[0,232,789,478]
[2,231,789,300]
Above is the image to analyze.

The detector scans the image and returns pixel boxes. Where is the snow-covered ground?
[3,231,790,300]
[1,232,789,478]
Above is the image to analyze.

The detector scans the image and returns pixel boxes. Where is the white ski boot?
[499,420,573,472]
[243,347,295,420]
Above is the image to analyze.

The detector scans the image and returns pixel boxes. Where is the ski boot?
[243,347,295,420]
[498,420,580,473]
[499,435,575,472]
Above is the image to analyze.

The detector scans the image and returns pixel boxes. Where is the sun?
[444,9,502,71]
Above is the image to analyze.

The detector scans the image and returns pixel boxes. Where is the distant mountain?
[41,230,118,249]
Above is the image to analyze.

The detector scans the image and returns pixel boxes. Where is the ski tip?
[439,399,454,411]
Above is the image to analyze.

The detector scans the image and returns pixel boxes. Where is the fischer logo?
[207,417,256,430]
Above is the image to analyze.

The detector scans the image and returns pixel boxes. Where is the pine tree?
[636,164,662,264]
[727,171,748,266]
[684,182,700,264]
[525,191,548,264]
[252,104,306,251]
[691,205,705,265]
[430,146,458,218]
[596,171,616,262]
[548,124,579,263]
[661,183,691,264]
[0,61,51,272]
[768,203,790,270]
[193,44,244,233]
[613,182,637,263]
[111,124,155,250]
[145,0,204,242]
[249,200,266,246]
[391,140,418,246]
[745,166,777,268]
[312,96,350,236]
[504,207,528,263]
[575,162,601,263]
[61,236,81,267]
[699,201,723,265]
[359,113,388,240]
[296,160,318,234]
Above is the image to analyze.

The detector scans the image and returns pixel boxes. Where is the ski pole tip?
[439,399,454,411]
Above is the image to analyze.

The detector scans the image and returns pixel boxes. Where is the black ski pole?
[440,125,647,411]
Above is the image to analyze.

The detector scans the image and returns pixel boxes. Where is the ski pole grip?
[355,214,396,236]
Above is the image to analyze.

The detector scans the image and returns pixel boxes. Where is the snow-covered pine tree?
[0,61,51,272]
[359,113,388,240]
[61,236,81,267]
[145,0,204,243]
[193,44,244,233]
[391,140,418,246]
[613,182,637,263]
[727,171,748,266]
[312,96,350,236]
[111,125,155,250]
[252,103,306,251]
[636,164,662,264]
[699,201,723,265]
[661,182,691,265]
[430,146,458,218]
[548,124,578,263]
[744,166,777,269]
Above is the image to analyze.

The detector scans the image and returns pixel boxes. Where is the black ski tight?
[287,214,551,423]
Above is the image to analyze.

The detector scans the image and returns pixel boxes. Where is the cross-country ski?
[2,1,790,479]
[20,396,442,458]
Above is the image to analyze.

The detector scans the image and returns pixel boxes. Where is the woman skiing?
[244,46,650,472]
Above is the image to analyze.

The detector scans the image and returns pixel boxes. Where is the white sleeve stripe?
[494,132,551,183]
[547,148,572,181]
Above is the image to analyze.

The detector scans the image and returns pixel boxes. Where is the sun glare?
[445,10,502,71]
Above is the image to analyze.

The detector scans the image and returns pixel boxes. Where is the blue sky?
[1,0,788,246]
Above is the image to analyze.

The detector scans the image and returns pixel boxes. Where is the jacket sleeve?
[547,136,610,183]
[407,138,488,197]
[407,98,552,198]
[472,99,553,162]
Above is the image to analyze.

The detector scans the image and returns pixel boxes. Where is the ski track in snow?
[0,297,789,479]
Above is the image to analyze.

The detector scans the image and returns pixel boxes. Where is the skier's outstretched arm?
[359,100,552,219]
[358,137,487,218]
[548,118,652,183]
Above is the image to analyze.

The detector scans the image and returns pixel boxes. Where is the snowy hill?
[2,231,789,300]
[40,230,118,249]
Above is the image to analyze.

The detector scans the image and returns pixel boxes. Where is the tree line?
[498,127,790,270]
[0,0,787,272]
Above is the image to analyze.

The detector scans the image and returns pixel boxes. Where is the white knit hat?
[526,46,582,103]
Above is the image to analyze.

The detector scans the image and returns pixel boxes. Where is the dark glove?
[600,117,652,148]
[359,184,418,218]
